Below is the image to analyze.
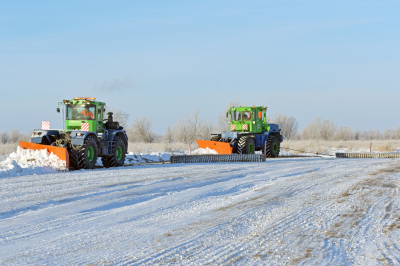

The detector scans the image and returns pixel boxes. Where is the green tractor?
[20,97,128,170]
[197,105,283,156]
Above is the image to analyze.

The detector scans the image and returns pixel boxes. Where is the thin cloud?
[92,77,139,92]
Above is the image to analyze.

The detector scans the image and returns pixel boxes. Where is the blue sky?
[1,0,399,134]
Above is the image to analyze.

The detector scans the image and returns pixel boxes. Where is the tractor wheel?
[83,137,98,169]
[237,136,255,154]
[69,136,98,170]
[102,137,126,168]
[69,146,85,170]
[266,137,280,157]
[211,135,221,141]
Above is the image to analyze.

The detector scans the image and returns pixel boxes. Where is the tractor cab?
[58,97,106,132]
[229,106,270,134]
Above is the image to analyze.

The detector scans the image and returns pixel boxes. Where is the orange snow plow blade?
[19,141,69,168]
[196,140,233,154]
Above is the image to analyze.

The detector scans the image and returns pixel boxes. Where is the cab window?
[231,111,241,121]
[242,111,252,121]
[66,105,96,120]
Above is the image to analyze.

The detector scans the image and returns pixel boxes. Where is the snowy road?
[1,157,400,265]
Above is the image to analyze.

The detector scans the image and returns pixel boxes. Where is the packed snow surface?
[0,147,66,178]
[1,157,400,265]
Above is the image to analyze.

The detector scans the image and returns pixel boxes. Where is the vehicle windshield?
[242,111,252,121]
[231,111,241,121]
[66,105,96,120]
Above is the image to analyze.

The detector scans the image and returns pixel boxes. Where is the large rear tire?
[102,137,126,168]
[266,137,280,157]
[237,136,255,154]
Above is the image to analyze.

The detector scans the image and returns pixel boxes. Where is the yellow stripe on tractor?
[196,140,233,154]
[19,141,70,169]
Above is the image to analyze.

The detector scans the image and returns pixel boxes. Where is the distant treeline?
[2,104,400,145]
[0,130,30,144]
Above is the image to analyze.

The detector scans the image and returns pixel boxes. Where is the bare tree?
[353,129,361,140]
[105,107,130,128]
[383,129,396,140]
[301,117,337,140]
[9,129,21,143]
[359,130,381,140]
[270,113,299,140]
[396,127,400,140]
[0,130,30,144]
[128,116,154,143]
[175,109,213,142]
[0,131,9,144]
[214,101,242,132]
[333,126,353,141]
[163,126,176,143]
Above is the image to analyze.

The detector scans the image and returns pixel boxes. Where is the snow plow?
[196,140,233,154]
[171,105,283,164]
[19,141,70,167]
[20,97,128,170]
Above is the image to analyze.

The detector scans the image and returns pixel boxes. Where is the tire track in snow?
[1,158,399,265]
[128,159,366,265]
[130,159,398,265]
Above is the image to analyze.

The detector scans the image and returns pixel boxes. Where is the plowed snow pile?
[0,147,66,177]
[117,152,172,165]
[191,147,218,154]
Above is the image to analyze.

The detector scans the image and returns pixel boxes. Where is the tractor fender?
[220,131,239,142]
[266,124,283,142]
[31,130,60,144]
[70,131,99,145]
[269,124,280,133]
[254,133,270,149]
[106,129,128,147]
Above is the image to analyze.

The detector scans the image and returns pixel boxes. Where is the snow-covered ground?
[1,151,400,265]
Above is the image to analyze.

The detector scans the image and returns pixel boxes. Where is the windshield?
[66,105,96,120]
[242,111,252,121]
[231,111,241,121]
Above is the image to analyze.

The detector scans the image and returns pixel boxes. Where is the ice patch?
[191,148,219,155]
[0,147,66,178]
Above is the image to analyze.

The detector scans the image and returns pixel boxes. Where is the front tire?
[69,136,98,170]
[237,136,255,154]
[83,137,98,169]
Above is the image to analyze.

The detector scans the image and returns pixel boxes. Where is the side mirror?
[57,108,60,113]
[226,112,229,118]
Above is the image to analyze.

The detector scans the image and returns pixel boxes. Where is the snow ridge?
[0,147,66,178]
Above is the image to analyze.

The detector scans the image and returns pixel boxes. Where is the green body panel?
[229,106,271,133]
[59,99,106,132]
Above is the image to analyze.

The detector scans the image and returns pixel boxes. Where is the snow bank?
[125,152,171,164]
[191,148,219,155]
[0,147,66,178]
